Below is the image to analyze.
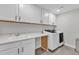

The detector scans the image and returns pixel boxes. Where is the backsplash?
[0,22,55,34]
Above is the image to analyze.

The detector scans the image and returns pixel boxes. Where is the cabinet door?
[42,8,49,24]
[21,39,35,55]
[0,47,18,55]
[49,13,56,25]
[0,4,18,21]
[19,4,41,23]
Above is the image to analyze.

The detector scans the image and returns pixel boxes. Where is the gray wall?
[56,9,79,48]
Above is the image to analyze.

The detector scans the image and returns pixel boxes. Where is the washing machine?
[44,30,64,51]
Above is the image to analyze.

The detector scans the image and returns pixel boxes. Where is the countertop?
[0,33,48,45]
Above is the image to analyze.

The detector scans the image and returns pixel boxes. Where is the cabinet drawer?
[0,41,20,51]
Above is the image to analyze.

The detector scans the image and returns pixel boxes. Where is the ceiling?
[37,4,79,14]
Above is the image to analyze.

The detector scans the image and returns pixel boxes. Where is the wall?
[56,9,79,48]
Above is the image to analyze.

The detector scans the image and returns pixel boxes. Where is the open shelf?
[0,20,56,26]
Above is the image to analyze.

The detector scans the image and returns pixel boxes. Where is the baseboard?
[64,43,75,48]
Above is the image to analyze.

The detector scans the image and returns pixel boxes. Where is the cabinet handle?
[22,47,24,52]
[18,48,19,54]
[19,16,21,21]
[15,16,17,21]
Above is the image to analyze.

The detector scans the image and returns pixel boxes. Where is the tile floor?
[36,45,79,55]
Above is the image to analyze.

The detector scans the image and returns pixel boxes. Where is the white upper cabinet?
[41,8,49,24]
[0,47,18,55]
[19,4,42,23]
[42,8,56,25]
[0,4,56,25]
[49,13,56,25]
[0,4,18,21]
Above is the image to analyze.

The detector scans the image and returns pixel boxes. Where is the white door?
[0,47,18,55]
[21,39,35,55]
[42,8,49,24]
[0,4,18,21]
[19,4,41,24]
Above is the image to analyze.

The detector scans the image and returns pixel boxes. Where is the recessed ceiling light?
[56,6,63,12]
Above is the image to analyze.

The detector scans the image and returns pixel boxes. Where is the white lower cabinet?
[0,47,18,55]
[21,39,35,55]
[0,38,35,55]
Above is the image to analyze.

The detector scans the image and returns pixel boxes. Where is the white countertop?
[0,33,48,45]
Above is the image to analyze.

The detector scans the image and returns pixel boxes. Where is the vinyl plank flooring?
[35,48,46,55]
[41,45,79,55]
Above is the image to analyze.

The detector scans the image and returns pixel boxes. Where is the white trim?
[64,43,75,48]
[41,47,48,51]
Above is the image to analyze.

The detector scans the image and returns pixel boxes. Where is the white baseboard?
[64,43,75,49]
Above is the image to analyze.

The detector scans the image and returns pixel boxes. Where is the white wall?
[56,9,79,48]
